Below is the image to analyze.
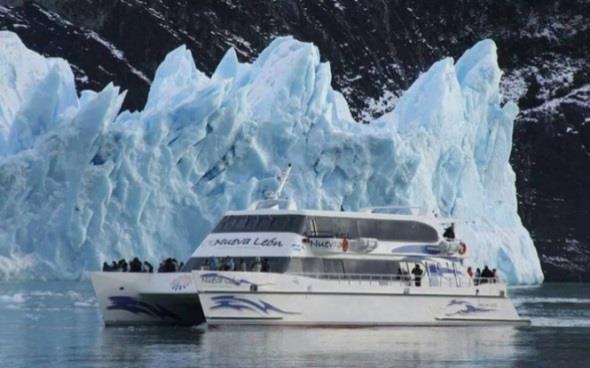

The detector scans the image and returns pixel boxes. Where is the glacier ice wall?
[0,31,543,283]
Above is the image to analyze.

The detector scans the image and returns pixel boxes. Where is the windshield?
[211,214,439,243]
[183,256,408,275]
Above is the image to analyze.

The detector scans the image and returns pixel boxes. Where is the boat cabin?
[182,210,469,285]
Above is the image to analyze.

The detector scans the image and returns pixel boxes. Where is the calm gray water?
[0,282,589,367]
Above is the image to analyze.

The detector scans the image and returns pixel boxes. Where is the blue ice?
[0,32,542,283]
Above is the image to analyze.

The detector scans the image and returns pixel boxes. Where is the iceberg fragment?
[0,32,543,283]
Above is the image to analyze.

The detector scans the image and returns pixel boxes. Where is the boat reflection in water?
[199,325,518,365]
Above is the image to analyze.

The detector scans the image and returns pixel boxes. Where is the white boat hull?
[91,272,204,326]
[193,271,528,326]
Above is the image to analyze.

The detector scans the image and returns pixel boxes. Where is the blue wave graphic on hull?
[210,295,300,315]
[107,296,181,321]
[445,299,496,316]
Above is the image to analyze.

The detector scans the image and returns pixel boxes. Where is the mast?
[253,163,293,209]
[269,163,292,200]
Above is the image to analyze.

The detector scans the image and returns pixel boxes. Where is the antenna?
[271,163,292,200]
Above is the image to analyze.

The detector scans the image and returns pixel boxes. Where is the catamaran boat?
[92,165,528,326]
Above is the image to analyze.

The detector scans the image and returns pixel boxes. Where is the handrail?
[286,272,502,288]
[359,206,431,216]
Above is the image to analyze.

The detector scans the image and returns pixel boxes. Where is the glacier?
[0,31,543,283]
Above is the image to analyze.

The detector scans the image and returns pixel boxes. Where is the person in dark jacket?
[143,261,154,273]
[163,258,175,272]
[118,259,128,272]
[129,257,142,272]
[102,262,111,271]
[261,258,270,272]
[411,264,424,287]
[480,265,494,283]
[443,223,455,240]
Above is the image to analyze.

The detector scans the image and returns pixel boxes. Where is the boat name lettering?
[209,237,283,247]
[309,239,339,249]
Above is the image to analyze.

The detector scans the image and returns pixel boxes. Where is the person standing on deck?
[411,264,423,287]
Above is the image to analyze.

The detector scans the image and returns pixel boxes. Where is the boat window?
[323,259,345,274]
[212,215,307,234]
[181,257,291,273]
[181,257,201,272]
[311,217,359,238]
[356,219,438,242]
[341,259,400,275]
[286,258,304,273]
[212,214,438,242]
[300,258,324,273]
[183,257,409,277]
[307,217,437,242]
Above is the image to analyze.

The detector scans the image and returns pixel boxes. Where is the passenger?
[143,261,154,273]
[210,257,218,271]
[111,261,119,271]
[201,259,210,271]
[102,262,110,272]
[164,258,175,272]
[238,258,247,272]
[443,223,455,240]
[492,268,498,283]
[467,266,474,278]
[119,259,128,272]
[481,265,493,284]
[219,257,227,271]
[411,264,423,287]
[171,258,179,272]
[475,268,481,285]
[261,258,270,273]
[129,257,142,272]
[220,256,233,271]
[250,257,262,272]
[158,261,165,273]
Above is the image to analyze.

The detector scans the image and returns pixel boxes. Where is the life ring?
[458,241,467,255]
[342,238,349,253]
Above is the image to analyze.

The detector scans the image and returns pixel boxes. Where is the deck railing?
[288,272,501,288]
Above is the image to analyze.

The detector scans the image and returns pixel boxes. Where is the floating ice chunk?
[0,293,26,303]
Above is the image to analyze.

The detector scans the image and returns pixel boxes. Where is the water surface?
[0,282,588,367]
